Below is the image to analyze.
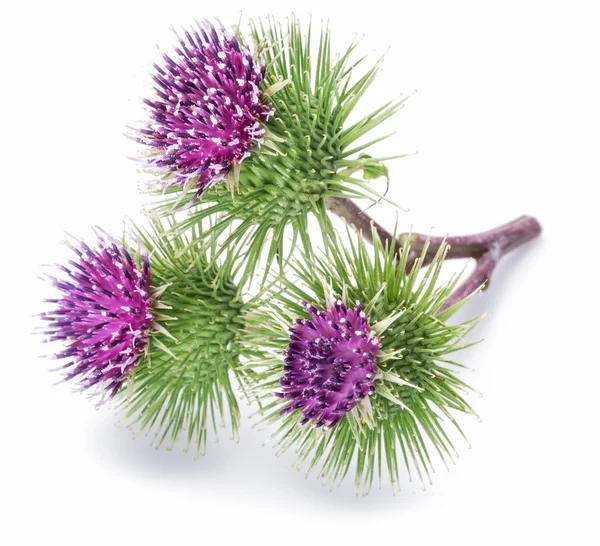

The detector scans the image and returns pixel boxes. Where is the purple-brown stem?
[438,246,501,314]
[326,196,542,312]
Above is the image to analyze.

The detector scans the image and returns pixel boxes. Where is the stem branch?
[326,197,542,312]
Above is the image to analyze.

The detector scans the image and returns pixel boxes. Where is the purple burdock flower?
[137,21,273,200]
[40,232,154,400]
[277,301,382,428]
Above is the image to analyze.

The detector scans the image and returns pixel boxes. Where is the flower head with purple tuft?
[278,300,381,428]
[138,16,403,290]
[40,232,154,400]
[39,218,255,456]
[243,227,484,494]
[136,20,273,201]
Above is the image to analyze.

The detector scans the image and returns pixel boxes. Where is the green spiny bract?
[242,227,484,494]
[150,15,406,289]
[116,217,252,457]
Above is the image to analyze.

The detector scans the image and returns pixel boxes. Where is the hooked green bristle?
[116,216,252,457]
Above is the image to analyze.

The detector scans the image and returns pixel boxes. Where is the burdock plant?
[243,228,484,494]
[138,16,404,288]
[39,13,542,494]
[40,217,254,456]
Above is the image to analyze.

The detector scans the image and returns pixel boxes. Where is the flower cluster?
[37,15,522,494]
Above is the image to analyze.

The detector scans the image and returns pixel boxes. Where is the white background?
[1,0,599,544]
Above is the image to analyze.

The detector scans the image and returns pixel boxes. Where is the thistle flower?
[277,300,381,428]
[136,20,273,200]
[41,218,253,455]
[40,231,153,399]
[243,227,484,494]
[149,16,406,289]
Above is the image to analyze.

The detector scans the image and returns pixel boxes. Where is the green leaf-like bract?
[151,15,406,290]
[242,227,484,494]
[116,217,252,457]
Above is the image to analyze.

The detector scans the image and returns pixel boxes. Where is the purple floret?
[40,232,154,399]
[277,301,381,428]
[137,20,273,200]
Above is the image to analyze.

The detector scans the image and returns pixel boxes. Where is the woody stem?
[326,197,542,312]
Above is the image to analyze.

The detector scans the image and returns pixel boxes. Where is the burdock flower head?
[136,20,273,200]
[40,231,154,399]
[40,218,253,456]
[143,16,406,289]
[278,300,380,428]
[243,228,485,494]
